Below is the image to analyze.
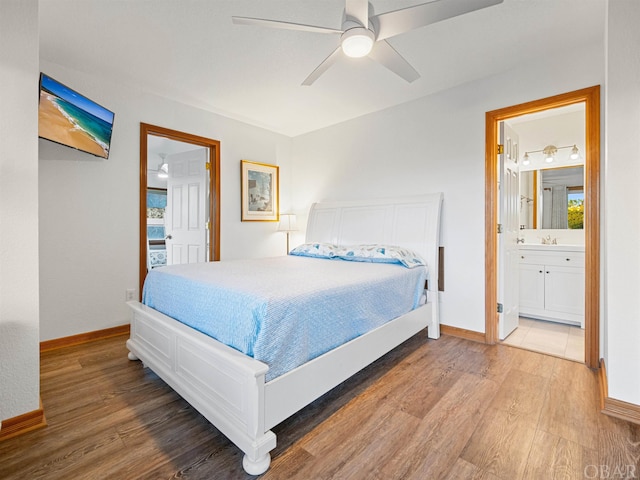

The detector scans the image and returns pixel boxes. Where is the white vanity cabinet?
[518,246,585,328]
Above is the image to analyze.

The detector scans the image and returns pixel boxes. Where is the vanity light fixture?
[522,144,580,165]
[570,144,579,160]
[543,145,557,163]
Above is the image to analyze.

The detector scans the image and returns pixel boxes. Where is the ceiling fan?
[232,0,503,86]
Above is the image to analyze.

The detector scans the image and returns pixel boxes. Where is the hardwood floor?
[1,332,638,479]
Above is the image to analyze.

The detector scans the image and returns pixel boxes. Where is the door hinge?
[497,223,503,234]
[206,162,211,170]
[497,303,503,313]
[497,144,504,154]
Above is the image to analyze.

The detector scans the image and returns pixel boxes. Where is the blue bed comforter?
[143,255,427,381]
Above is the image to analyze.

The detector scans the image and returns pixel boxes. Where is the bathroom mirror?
[139,123,221,298]
[520,165,584,230]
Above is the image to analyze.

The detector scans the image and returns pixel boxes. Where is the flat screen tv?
[38,73,115,159]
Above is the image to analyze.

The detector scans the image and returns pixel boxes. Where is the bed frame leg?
[242,453,271,475]
[127,351,139,361]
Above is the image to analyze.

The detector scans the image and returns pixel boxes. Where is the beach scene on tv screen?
[38,74,114,159]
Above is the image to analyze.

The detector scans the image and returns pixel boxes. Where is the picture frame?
[241,160,279,222]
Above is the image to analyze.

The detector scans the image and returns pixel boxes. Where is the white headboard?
[306,193,443,297]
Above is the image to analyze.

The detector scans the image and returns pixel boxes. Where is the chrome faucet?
[541,235,557,245]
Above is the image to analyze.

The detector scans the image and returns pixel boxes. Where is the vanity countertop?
[519,244,585,252]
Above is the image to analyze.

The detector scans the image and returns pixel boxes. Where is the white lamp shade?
[278,213,297,232]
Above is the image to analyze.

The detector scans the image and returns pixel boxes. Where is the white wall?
[604,0,640,406]
[38,61,292,341]
[0,0,40,421]
[291,42,603,334]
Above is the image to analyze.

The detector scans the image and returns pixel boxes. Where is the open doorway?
[139,124,221,298]
[500,105,586,361]
[484,86,600,369]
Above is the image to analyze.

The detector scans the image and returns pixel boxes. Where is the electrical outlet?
[125,289,137,301]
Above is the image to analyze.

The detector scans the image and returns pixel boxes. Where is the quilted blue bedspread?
[142,255,427,381]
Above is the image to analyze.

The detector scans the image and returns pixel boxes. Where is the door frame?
[484,86,600,369]
[139,123,221,298]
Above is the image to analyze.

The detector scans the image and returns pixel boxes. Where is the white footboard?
[263,302,432,429]
[126,301,275,474]
[127,298,436,475]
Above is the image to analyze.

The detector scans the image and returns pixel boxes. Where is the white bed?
[126,193,443,475]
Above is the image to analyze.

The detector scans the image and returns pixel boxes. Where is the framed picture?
[241,160,279,221]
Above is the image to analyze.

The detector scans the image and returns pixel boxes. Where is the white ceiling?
[38,0,605,137]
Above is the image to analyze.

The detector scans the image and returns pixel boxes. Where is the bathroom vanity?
[518,244,585,328]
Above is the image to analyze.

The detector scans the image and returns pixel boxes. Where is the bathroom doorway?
[501,105,586,361]
[484,86,600,369]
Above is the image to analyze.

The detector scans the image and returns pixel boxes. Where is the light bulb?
[341,28,374,58]
[542,145,557,163]
[570,145,579,160]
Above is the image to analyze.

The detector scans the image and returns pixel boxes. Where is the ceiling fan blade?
[232,16,342,35]
[302,46,343,86]
[368,40,420,83]
[372,0,503,41]
[345,0,369,28]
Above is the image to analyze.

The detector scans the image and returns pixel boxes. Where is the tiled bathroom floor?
[502,317,584,362]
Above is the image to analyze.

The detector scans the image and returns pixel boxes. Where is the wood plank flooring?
[1,332,638,479]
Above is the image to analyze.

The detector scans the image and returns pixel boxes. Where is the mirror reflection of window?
[567,188,584,229]
[540,166,584,230]
[520,166,584,231]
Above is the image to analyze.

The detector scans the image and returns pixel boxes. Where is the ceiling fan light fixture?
[341,27,374,58]
[157,154,169,179]
[158,163,169,179]
[233,0,504,85]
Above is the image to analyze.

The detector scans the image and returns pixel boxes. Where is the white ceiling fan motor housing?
[341,27,375,57]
